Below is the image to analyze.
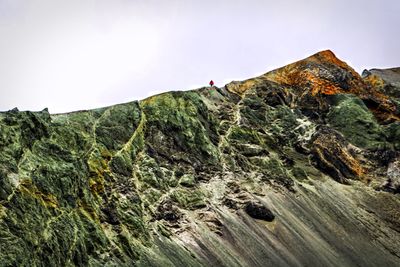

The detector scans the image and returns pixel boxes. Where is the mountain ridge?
[0,50,399,266]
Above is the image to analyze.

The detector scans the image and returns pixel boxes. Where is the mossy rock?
[170,188,206,210]
[260,158,294,190]
[240,94,268,127]
[228,126,263,145]
[327,94,386,149]
[110,153,133,177]
[179,174,196,187]
[2,110,50,149]
[135,155,168,190]
[142,92,220,168]
[263,105,302,146]
[384,122,400,150]
[95,101,141,151]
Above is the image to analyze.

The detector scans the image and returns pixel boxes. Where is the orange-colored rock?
[311,127,364,183]
[264,50,365,96]
[226,50,399,122]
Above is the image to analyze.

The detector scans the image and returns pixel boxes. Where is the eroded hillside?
[0,50,399,266]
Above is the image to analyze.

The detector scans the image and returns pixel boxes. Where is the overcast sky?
[0,0,399,113]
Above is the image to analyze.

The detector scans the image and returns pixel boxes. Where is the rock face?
[1,50,400,266]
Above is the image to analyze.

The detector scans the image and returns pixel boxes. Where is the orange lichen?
[309,50,352,70]
[223,50,398,123]
[277,66,343,96]
[264,50,366,96]
[343,153,364,177]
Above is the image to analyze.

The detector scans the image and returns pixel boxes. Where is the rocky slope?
[0,50,399,266]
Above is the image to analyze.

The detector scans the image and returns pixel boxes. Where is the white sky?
[0,0,399,113]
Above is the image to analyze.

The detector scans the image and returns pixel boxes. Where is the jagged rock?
[156,200,182,223]
[197,211,224,236]
[222,197,240,210]
[100,205,120,225]
[382,159,400,193]
[363,67,400,99]
[170,188,207,210]
[310,127,363,183]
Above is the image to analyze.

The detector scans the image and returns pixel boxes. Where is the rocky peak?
[264,50,365,95]
[227,50,399,123]
[227,50,363,95]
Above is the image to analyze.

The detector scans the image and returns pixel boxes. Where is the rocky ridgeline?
[0,50,399,266]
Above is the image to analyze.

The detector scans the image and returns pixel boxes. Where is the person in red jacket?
[209,80,214,87]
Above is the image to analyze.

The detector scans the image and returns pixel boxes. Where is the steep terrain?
[0,50,399,266]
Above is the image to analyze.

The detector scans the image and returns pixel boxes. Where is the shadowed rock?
[244,201,275,222]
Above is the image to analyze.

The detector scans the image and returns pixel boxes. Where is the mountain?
[0,50,399,266]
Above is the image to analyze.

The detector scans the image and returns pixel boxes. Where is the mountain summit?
[0,51,399,266]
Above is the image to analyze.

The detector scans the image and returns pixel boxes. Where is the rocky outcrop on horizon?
[0,50,399,266]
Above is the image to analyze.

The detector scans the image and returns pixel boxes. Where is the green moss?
[240,94,268,127]
[110,153,133,177]
[171,188,206,210]
[3,110,50,149]
[142,92,220,167]
[228,126,263,145]
[259,158,294,189]
[263,105,300,146]
[157,223,172,237]
[94,102,141,151]
[141,188,163,207]
[327,94,386,149]
[136,155,168,190]
[49,124,92,156]
[116,232,141,260]
[179,174,196,187]
[384,122,400,150]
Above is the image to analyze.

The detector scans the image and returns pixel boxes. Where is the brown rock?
[311,127,364,183]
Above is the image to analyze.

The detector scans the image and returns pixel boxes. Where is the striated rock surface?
[0,50,400,266]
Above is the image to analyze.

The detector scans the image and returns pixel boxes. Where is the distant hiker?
[209,80,214,87]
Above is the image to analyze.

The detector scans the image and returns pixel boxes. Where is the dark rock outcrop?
[244,201,275,221]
